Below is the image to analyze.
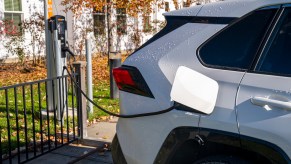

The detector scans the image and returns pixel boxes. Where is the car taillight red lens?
[113,66,154,98]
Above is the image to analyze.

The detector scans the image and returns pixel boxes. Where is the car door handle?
[251,96,291,110]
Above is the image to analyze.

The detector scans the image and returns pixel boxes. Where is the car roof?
[164,0,291,18]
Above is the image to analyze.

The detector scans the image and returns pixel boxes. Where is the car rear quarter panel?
[118,23,230,164]
[121,23,225,115]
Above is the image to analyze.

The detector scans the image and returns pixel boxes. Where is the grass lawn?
[90,82,119,121]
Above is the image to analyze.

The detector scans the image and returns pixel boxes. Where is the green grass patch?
[0,79,120,154]
[88,82,119,121]
[0,81,78,154]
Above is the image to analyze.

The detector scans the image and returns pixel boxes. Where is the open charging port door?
[170,66,219,114]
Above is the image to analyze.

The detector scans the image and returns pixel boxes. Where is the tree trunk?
[172,0,179,10]
[186,0,192,7]
[107,0,111,64]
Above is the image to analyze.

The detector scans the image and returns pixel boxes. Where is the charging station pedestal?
[47,15,67,123]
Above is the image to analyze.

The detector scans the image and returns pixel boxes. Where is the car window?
[256,8,291,76]
[199,9,277,70]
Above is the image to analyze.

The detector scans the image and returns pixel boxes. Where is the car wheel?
[111,134,127,164]
[193,155,251,164]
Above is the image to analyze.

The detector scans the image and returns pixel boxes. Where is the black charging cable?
[63,66,177,118]
[62,46,76,59]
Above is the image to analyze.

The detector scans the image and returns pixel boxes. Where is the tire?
[193,155,251,164]
[111,134,127,164]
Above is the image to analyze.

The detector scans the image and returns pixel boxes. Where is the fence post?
[73,61,87,139]
[86,38,93,114]
[109,53,121,99]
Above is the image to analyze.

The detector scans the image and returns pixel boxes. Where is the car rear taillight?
[113,66,154,98]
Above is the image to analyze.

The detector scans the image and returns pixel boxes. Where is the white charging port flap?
[170,66,219,114]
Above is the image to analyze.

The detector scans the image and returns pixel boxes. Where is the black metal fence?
[0,73,81,164]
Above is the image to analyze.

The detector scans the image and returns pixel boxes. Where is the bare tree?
[22,11,45,65]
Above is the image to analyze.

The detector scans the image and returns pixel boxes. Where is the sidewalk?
[86,117,118,142]
[26,141,113,164]
[25,118,118,164]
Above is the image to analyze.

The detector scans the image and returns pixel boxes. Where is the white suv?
[112,0,291,163]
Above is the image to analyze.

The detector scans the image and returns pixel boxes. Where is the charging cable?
[63,66,177,118]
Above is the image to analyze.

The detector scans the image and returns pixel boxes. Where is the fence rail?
[0,72,81,164]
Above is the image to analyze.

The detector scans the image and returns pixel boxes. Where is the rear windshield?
[133,16,237,54]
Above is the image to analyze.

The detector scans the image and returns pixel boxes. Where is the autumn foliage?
[0,56,115,86]
[0,20,19,36]
[61,0,165,17]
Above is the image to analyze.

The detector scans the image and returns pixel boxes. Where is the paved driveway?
[17,118,118,164]
[27,142,113,164]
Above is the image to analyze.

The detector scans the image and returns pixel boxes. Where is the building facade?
[0,0,218,60]
[0,0,45,60]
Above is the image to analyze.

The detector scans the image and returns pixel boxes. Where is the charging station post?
[48,15,67,123]
[44,0,54,113]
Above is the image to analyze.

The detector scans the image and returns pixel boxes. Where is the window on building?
[116,8,126,35]
[199,9,277,70]
[93,7,106,35]
[4,0,21,11]
[256,8,291,76]
[143,16,152,32]
[165,2,170,12]
[4,0,23,35]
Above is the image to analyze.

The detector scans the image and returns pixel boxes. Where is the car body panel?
[163,4,202,17]
[122,23,225,115]
[164,0,291,17]
[119,22,226,164]
[116,111,200,164]
[236,73,291,160]
[119,22,244,162]
[198,69,244,134]
[197,0,287,17]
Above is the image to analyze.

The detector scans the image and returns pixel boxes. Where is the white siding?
[0,0,219,59]
[0,0,45,59]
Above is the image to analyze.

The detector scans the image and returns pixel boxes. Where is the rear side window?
[199,9,277,70]
[256,8,291,76]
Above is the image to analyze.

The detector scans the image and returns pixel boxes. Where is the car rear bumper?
[115,110,200,164]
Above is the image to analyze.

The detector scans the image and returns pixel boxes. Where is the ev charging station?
[49,15,67,77]
[46,15,68,122]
